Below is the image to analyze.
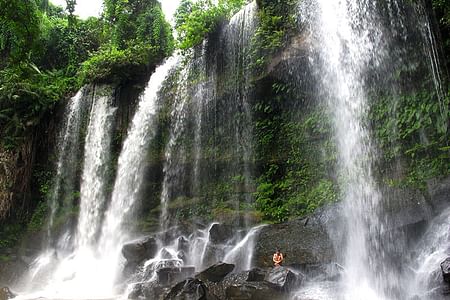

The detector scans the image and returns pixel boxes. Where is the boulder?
[246,268,268,282]
[441,257,450,283]
[197,262,235,283]
[157,266,195,287]
[265,267,303,292]
[225,282,286,300]
[0,287,16,300]
[164,278,218,300]
[128,281,165,300]
[209,224,234,244]
[254,209,336,267]
[122,237,158,263]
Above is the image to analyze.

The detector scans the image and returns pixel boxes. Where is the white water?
[408,208,450,299]
[77,85,116,247]
[46,88,87,242]
[18,86,118,299]
[100,55,179,251]
[304,0,388,298]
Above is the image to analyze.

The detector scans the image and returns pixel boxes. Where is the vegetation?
[174,0,246,49]
[251,0,297,72]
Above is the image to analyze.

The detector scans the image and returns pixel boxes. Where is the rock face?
[164,278,218,300]
[122,236,158,263]
[441,257,450,283]
[197,262,235,283]
[209,224,234,244]
[254,210,335,268]
[264,267,303,292]
[157,266,195,287]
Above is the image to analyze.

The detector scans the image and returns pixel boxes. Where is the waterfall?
[300,0,447,299]
[77,85,116,248]
[303,0,393,298]
[46,88,88,244]
[99,55,179,253]
[18,85,118,298]
[409,208,450,299]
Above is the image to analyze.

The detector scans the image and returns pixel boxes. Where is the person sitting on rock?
[273,249,284,266]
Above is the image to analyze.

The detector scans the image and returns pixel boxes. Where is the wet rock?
[441,257,450,283]
[164,278,218,300]
[0,287,16,300]
[265,266,303,292]
[157,266,195,287]
[128,281,165,300]
[122,236,158,263]
[225,282,285,300]
[254,208,336,268]
[246,268,268,282]
[197,262,235,283]
[209,223,234,244]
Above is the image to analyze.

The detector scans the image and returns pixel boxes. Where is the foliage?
[254,81,337,223]
[0,63,74,148]
[251,0,297,72]
[103,0,174,54]
[0,0,41,65]
[174,0,246,49]
[78,43,158,83]
[371,88,450,189]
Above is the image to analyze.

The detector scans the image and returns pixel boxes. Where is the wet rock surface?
[196,262,235,283]
[122,236,158,263]
[164,278,219,300]
[442,257,450,283]
[209,224,234,244]
[265,266,304,292]
[157,266,195,287]
[254,210,336,267]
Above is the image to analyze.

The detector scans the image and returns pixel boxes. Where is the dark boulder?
[157,266,195,287]
[254,211,335,267]
[164,278,218,300]
[209,224,234,244]
[265,266,303,292]
[225,282,286,300]
[197,262,235,283]
[122,237,158,263]
[441,257,450,283]
[246,268,268,282]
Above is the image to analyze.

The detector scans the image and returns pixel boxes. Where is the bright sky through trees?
[50,0,181,22]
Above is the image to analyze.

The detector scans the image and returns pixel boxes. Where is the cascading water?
[98,55,179,272]
[303,0,393,299]
[299,0,448,299]
[408,208,450,299]
[46,88,88,244]
[77,85,116,248]
[18,85,117,298]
